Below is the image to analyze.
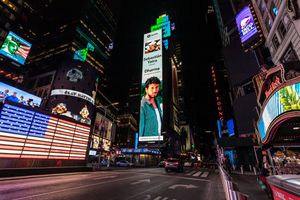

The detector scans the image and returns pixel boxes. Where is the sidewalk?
[230,172,270,200]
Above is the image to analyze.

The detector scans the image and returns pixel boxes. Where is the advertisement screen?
[258,82,300,141]
[0,31,32,64]
[93,113,113,140]
[139,30,163,142]
[48,60,97,125]
[235,6,258,43]
[0,82,41,107]
[0,103,90,159]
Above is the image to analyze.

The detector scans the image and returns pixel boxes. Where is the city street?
[0,167,224,200]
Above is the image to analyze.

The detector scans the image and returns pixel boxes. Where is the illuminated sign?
[156,15,169,24]
[0,103,90,159]
[0,31,32,65]
[211,65,224,121]
[139,30,163,142]
[93,113,113,140]
[102,138,111,151]
[151,14,171,40]
[151,21,171,38]
[66,68,83,82]
[0,82,41,107]
[91,135,100,149]
[73,42,94,62]
[227,119,235,137]
[50,89,95,105]
[258,82,300,142]
[236,6,257,43]
[120,148,160,154]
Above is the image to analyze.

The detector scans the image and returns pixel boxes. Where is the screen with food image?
[145,39,161,54]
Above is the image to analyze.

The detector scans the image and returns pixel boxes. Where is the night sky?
[107,0,222,131]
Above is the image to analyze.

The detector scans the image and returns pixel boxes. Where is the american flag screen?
[0,104,90,160]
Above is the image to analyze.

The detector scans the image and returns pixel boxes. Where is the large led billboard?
[48,60,97,125]
[139,30,163,142]
[258,82,300,142]
[0,103,90,159]
[235,6,258,43]
[0,31,32,65]
[0,82,41,107]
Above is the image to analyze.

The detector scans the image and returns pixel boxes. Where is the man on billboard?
[139,76,163,137]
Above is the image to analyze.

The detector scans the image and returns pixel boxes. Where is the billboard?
[0,103,90,159]
[139,30,163,142]
[0,31,32,65]
[258,82,300,142]
[0,82,41,107]
[47,60,97,125]
[151,21,171,38]
[235,6,258,43]
[93,113,113,141]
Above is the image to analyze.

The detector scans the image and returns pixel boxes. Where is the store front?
[120,148,161,167]
[254,64,300,175]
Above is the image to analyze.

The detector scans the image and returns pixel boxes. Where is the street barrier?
[218,164,249,200]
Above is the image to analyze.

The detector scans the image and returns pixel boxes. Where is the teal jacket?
[139,96,163,136]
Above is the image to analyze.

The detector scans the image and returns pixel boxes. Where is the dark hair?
[145,76,160,88]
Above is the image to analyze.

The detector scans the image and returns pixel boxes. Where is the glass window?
[278,21,287,38]
[280,43,299,63]
[36,75,53,87]
[265,15,272,32]
[272,34,280,50]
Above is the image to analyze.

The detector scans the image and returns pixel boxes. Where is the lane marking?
[186,170,196,176]
[192,171,202,177]
[201,172,209,177]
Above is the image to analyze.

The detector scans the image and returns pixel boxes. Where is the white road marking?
[186,170,196,176]
[201,172,209,177]
[168,184,198,189]
[192,171,202,177]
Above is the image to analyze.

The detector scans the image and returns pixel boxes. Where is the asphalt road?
[0,167,224,200]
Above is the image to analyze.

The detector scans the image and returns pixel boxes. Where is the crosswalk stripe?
[201,172,209,177]
[186,170,196,176]
[192,171,202,177]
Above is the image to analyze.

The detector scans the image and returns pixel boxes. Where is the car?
[116,160,134,167]
[164,158,184,172]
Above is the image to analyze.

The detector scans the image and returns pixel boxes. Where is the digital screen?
[258,82,300,142]
[0,82,41,107]
[93,113,113,140]
[139,30,163,142]
[48,60,97,126]
[235,6,258,43]
[227,119,235,137]
[0,103,90,160]
[0,31,32,65]
[151,21,171,38]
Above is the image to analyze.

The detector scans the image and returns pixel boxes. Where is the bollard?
[253,166,257,175]
[240,165,244,174]
[249,165,252,171]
